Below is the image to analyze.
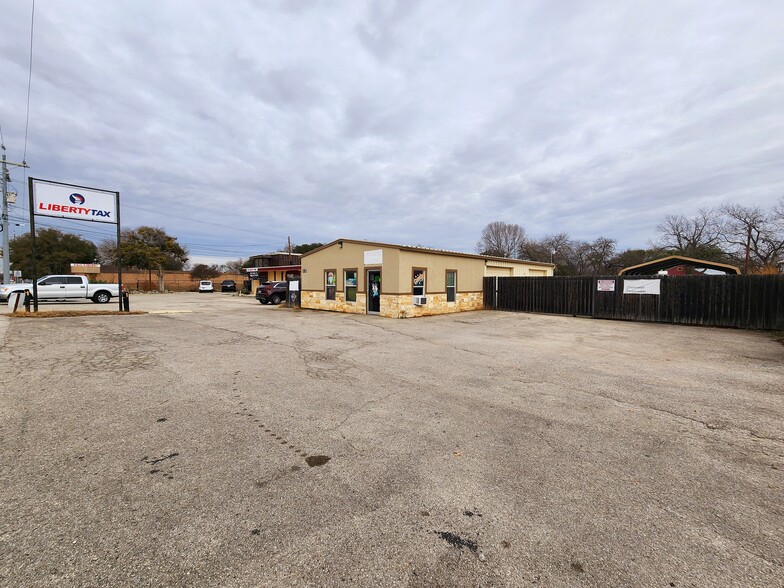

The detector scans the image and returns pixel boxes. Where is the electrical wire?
[121,202,287,241]
[9,185,287,245]
[22,0,35,163]
[7,210,283,248]
[11,214,285,259]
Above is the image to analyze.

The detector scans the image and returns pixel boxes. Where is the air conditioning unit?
[413,295,428,306]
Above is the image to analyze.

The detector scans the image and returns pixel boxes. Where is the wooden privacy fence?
[484,275,784,330]
[484,276,594,316]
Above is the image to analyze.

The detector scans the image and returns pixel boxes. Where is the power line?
[10,203,283,246]
[7,212,286,248]
[121,202,287,241]
[10,187,288,244]
[7,214,281,251]
[22,0,35,162]
[12,216,285,258]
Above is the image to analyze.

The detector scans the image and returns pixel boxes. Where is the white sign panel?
[597,279,615,292]
[32,179,118,224]
[289,280,300,292]
[364,249,383,265]
[623,279,661,295]
[7,292,23,311]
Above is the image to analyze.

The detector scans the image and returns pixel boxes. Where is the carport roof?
[303,238,555,267]
[619,255,741,275]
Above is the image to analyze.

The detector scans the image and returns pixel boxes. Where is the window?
[345,270,357,302]
[412,269,426,296]
[66,277,84,284]
[446,271,457,302]
[325,270,336,300]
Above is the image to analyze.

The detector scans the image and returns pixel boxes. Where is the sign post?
[28,178,122,312]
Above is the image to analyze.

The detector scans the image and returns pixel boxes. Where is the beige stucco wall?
[485,265,513,277]
[397,250,485,294]
[485,260,552,277]
[301,242,401,293]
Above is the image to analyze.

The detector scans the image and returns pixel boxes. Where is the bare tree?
[476,221,526,258]
[519,239,550,263]
[722,202,784,273]
[570,241,592,275]
[654,209,726,260]
[568,239,616,275]
[607,248,661,274]
[584,237,617,275]
[520,232,572,264]
[773,196,784,228]
[224,258,249,273]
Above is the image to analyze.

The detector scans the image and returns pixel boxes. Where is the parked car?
[256,281,287,305]
[220,279,237,292]
[0,275,120,303]
[198,280,214,293]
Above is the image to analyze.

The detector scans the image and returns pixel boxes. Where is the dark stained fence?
[484,276,594,316]
[485,275,784,330]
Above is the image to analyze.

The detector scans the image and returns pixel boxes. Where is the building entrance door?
[367,270,381,314]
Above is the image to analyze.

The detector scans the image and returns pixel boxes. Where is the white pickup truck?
[0,275,120,304]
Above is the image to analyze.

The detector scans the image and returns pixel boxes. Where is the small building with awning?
[619,255,741,276]
[300,238,554,318]
[243,252,302,292]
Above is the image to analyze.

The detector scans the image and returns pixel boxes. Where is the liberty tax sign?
[32,179,118,224]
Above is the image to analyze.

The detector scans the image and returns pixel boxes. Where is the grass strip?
[6,310,146,318]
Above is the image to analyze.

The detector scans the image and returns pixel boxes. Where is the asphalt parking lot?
[1,293,782,587]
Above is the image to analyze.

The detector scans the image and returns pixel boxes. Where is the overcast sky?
[1,0,783,265]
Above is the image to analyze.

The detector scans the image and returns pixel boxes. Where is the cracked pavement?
[1,293,782,587]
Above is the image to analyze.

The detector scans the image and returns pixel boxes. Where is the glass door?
[367,270,381,314]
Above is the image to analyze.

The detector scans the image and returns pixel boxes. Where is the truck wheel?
[93,291,111,304]
[270,294,282,305]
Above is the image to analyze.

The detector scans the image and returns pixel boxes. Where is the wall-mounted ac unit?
[413,295,428,306]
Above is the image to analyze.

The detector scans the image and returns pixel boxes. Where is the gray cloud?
[0,0,782,263]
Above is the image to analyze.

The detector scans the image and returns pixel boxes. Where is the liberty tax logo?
[69,193,85,205]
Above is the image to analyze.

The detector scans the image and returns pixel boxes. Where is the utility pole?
[1,145,8,284]
[1,144,28,284]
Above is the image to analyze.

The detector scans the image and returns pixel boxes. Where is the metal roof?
[619,255,741,275]
[302,238,555,267]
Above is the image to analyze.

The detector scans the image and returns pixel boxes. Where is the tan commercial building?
[301,239,555,318]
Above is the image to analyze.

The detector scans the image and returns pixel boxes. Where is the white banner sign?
[364,249,383,265]
[32,179,118,224]
[7,292,23,311]
[623,279,661,295]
